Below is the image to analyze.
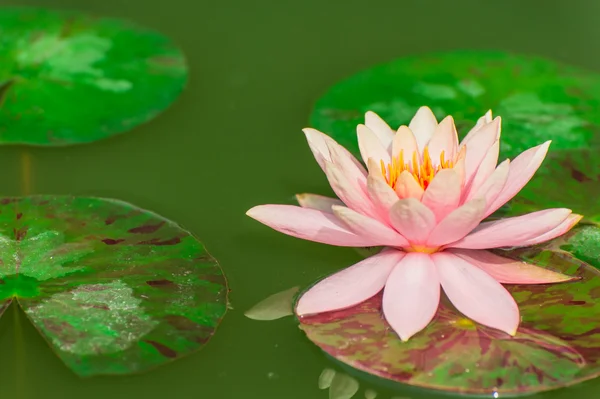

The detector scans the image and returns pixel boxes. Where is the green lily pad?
[296,226,600,395]
[0,195,227,376]
[310,51,600,220]
[0,7,187,146]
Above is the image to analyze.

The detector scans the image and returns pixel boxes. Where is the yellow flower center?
[405,245,439,254]
[379,146,458,190]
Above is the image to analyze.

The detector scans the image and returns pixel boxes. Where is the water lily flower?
[246,107,581,341]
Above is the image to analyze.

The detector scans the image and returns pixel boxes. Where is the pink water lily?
[246,106,581,341]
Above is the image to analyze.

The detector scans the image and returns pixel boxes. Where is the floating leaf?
[364,388,377,399]
[296,225,600,395]
[0,7,187,146]
[0,195,227,376]
[309,51,600,220]
[319,367,337,389]
[245,286,299,321]
[329,373,360,399]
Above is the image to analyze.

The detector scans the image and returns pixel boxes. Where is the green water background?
[0,0,598,398]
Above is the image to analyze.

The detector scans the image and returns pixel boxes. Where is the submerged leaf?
[319,368,337,389]
[364,389,377,399]
[329,373,360,399]
[297,225,600,395]
[0,196,227,376]
[245,286,299,321]
[0,8,187,146]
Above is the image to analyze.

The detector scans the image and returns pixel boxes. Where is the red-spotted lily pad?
[296,225,600,396]
[0,195,227,376]
[309,51,600,222]
[0,7,187,145]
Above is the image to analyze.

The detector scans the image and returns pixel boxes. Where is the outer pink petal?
[382,252,440,341]
[389,198,436,245]
[464,140,500,201]
[357,124,391,166]
[409,106,438,152]
[297,249,404,316]
[422,169,461,222]
[460,110,493,145]
[466,160,510,206]
[392,126,419,164]
[365,111,395,151]
[366,159,399,217]
[427,116,459,163]
[246,205,381,247]
[519,214,583,247]
[449,208,572,249]
[432,251,520,336]
[461,117,501,185]
[325,161,379,220]
[427,199,486,247]
[332,205,409,247]
[484,141,551,218]
[395,170,425,200]
[450,249,577,284]
[296,193,343,213]
[303,128,367,176]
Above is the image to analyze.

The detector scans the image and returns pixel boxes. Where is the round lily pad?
[309,51,600,221]
[0,195,227,376]
[0,7,187,146]
[296,226,600,396]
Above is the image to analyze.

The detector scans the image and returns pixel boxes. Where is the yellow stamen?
[381,145,457,190]
[405,245,440,254]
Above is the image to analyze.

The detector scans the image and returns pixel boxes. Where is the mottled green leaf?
[0,7,187,146]
[296,226,600,395]
[244,286,299,320]
[309,51,600,221]
[0,196,227,376]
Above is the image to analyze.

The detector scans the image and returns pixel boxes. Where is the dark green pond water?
[0,0,598,398]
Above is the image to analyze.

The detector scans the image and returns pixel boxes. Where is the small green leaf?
[0,195,227,376]
[244,286,299,320]
[318,368,337,389]
[329,373,359,399]
[364,388,377,399]
[0,7,187,146]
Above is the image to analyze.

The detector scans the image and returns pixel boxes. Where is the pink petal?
[297,249,405,316]
[464,140,500,200]
[366,159,399,217]
[382,252,440,341]
[449,208,572,249]
[427,116,459,164]
[389,198,436,245]
[461,117,501,185]
[432,251,520,336]
[392,126,419,164]
[357,124,391,166]
[332,205,409,247]
[427,199,486,248]
[484,141,551,218]
[409,106,438,152]
[422,169,461,222]
[324,160,379,220]
[365,111,395,151]
[466,160,510,206]
[395,170,425,200]
[303,128,367,176]
[460,110,493,145]
[450,249,577,284]
[296,193,343,213]
[519,214,583,246]
[246,205,381,247]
